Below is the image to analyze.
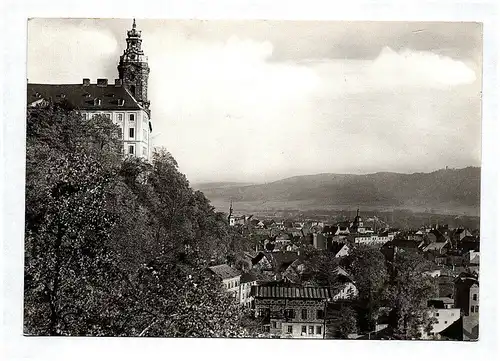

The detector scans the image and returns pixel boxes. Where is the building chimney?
[97,78,108,87]
[114,79,123,87]
[83,78,90,86]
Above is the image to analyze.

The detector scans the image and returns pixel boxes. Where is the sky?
[27,19,482,183]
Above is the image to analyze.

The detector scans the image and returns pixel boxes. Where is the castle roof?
[27,82,143,112]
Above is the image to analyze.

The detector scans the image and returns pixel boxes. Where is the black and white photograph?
[21,17,483,341]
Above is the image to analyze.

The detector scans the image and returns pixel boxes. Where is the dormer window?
[118,98,125,106]
[94,98,101,106]
[34,92,41,98]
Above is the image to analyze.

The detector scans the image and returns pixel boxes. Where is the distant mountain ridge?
[196,167,481,214]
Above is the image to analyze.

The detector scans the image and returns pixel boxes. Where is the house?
[251,279,357,339]
[251,285,332,338]
[352,234,393,246]
[28,19,152,160]
[467,251,480,265]
[208,264,242,301]
[282,259,306,284]
[330,242,350,258]
[452,228,472,248]
[312,233,327,250]
[422,240,451,256]
[262,219,276,229]
[458,236,480,253]
[422,302,461,340]
[240,273,258,307]
[454,273,479,317]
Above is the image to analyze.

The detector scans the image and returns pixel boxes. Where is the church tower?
[118,19,150,112]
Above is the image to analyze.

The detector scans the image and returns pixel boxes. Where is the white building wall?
[421,308,461,339]
[81,109,151,161]
[240,281,257,306]
[222,276,241,301]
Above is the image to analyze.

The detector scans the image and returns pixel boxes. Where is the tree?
[24,105,245,337]
[325,302,358,339]
[24,105,125,335]
[298,246,343,287]
[385,249,438,339]
[341,245,389,332]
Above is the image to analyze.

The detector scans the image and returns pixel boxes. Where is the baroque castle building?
[27,19,153,160]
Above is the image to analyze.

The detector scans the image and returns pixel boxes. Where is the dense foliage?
[24,104,245,336]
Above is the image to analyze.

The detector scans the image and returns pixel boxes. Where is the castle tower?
[118,19,150,111]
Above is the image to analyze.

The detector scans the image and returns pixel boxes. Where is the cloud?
[28,20,120,83]
[369,47,477,87]
[27,20,481,183]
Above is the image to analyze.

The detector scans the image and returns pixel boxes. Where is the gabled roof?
[263,251,300,272]
[251,252,266,265]
[27,83,143,111]
[332,265,350,277]
[330,241,349,256]
[208,264,241,280]
[423,242,449,252]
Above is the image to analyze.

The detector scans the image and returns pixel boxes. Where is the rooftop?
[251,285,333,299]
[27,82,143,111]
[208,264,241,280]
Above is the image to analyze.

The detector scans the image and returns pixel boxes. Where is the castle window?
[316,326,322,335]
[475,305,479,313]
[129,128,135,139]
[129,114,135,122]
[301,326,306,335]
[271,321,277,329]
[308,326,314,335]
[317,309,324,319]
[117,114,123,122]
[128,145,135,155]
[470,306,474,313]
[118,127,123,139]
[473,294,477,301]
[287,326,293,334]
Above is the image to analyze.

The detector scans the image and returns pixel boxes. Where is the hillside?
[196,167,481,216]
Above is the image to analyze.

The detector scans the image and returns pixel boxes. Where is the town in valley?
[24,19,481,340]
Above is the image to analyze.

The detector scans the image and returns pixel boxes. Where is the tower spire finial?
[133,18,136,29]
